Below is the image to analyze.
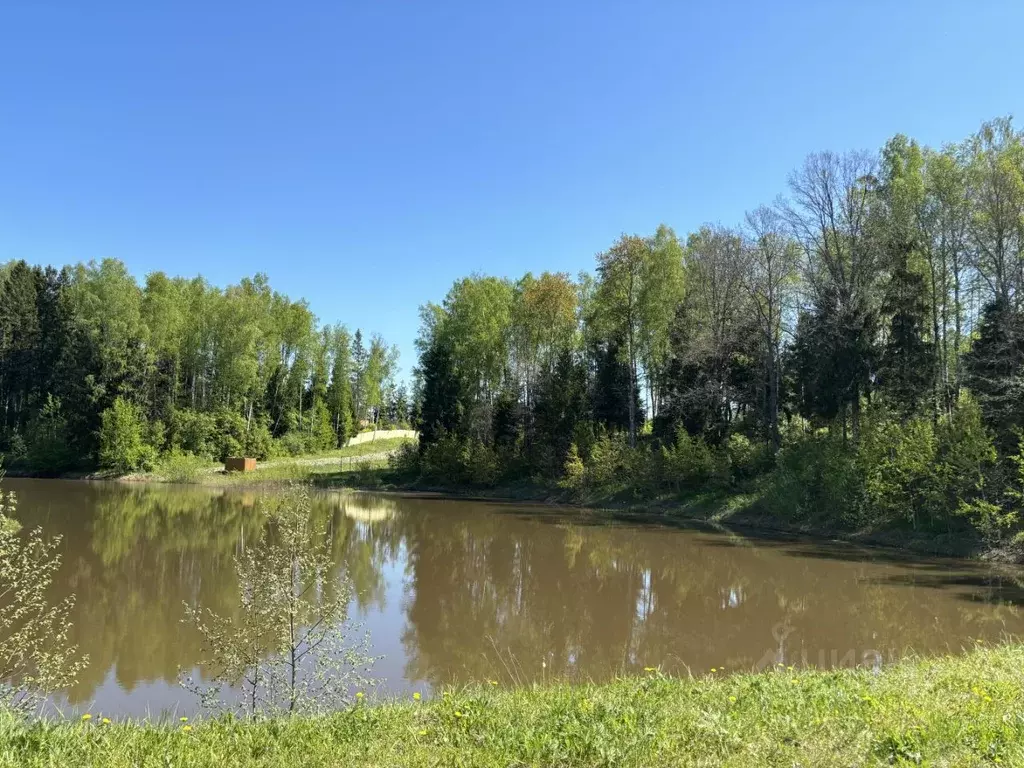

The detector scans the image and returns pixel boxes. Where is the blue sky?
[1,1,1022,376]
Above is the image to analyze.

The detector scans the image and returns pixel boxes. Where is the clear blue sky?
[2,1,1022,376]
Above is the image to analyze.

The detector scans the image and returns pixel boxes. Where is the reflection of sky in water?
[7,478,1024,719]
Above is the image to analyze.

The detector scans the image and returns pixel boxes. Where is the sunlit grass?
[2,644,1023,766]
[144,437,414,486]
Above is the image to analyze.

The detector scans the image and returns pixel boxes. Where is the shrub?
[658,427,718,492]
[857,410,941,530]
[559,443,585,493]
[157,450,208,484]
[98,397,156,473]
[169,410,218,459]
[213,409,247,461]
[724,433,770,482]
[760,433,864,525]
[243,420,274,460]
[388,442,421,478]
[0,479,85,712]
[181,486,375,717]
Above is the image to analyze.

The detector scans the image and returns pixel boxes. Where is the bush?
[98,397,156,473]
[559,443,585,493]
[760,433,864,525]
[724,433,770,482]
[243,419,274,460]
[156,450,208,483]
[857,410,941,530]
[658,427,718,492]
[169,410,218,459]
[1,479,85,712]
[388,442,421,478]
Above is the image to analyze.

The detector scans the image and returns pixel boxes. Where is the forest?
[0,261,407,474]
[4,116,1024,548]
[407,116,1024,547]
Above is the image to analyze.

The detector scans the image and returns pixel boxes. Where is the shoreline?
[9,465,1010,563]
[3,644,1023,766]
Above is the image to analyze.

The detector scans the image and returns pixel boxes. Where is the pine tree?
[964,298,1024,450]
[877,252,936,417]
[416,339,464,450]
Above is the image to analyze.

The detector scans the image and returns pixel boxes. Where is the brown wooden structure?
[224,457,257,472]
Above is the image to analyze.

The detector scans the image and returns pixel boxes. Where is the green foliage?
[4,645,1024,766]
[98,397,156,474]
[155,450,209,484]
[417,434,499,487]
[857,410,941,530]
[658,427,719,492]
[760,433,865,525]
[559,442,585,493]
[181,485,376,718]
[0,481,86,713]
[24,396,77,474]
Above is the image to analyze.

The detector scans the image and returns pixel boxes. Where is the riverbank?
[326,472,1010,562]
[2,644,1022,766]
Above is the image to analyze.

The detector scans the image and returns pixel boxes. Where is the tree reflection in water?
[5,479,1024,716]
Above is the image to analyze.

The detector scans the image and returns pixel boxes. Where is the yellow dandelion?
[489,680,498,686]
[101,718,111,725]
[180,717,189,723]
[81,714,92,721]
[728,696,736,703]
[356,692,364,699]
[791,679,800,685]
[182,725,193,732]
[454,711,464,718]
[643,666,657,673]
[413,692,421,701]
[418,729,428,736]
[710,668,717,673]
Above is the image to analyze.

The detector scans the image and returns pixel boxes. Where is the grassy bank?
[2,645,1023,766]
[127,436,417,486]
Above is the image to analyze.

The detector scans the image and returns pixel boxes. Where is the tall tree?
[743,207,800,452]
[786,151,880,439]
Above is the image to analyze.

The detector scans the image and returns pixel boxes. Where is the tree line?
[410,116,1024,545]
[0,260,407,473]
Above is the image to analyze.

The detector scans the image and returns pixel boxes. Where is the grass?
[141,437,415,487]
[3,645,1023,766]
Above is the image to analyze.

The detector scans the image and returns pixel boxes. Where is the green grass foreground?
[3,646,1024,767]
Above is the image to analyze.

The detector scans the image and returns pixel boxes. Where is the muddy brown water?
[5,478,1024,719]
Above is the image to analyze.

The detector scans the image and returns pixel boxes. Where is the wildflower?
[791,679,800,685]
[643,666,657,673]
[728,696,736,703]
[356,692,364,700]
[180,717,189,722]
[81,714,92,721]
[413,692,422,701]
[418,729,428,736]
[182,725,193,732]
[710,668,717,673]
[101,718,111,725]
[454,711,464,718]
[489,679,498,686]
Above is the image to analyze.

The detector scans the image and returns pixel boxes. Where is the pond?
[5,478,1024,718]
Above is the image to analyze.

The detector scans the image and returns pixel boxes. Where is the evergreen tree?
[964,299,1024,450]
[590,338,642,434]
[877,252,936,417]
[416,338,464,451]
[531,350,589,473]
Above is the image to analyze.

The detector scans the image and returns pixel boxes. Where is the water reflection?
[5,479,1024,717]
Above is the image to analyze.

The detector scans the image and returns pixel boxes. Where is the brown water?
[5,478,1024,718]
